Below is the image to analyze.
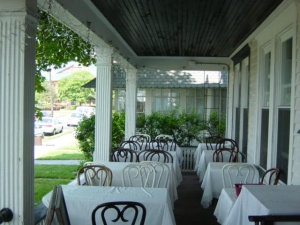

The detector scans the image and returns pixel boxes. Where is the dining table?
[200,162,259,208]
[196,149,242,182]
[112,150,183,185]
[213,188,237,224]
[84,161,179,206]
[42,185,176,225]
[223,185,300,225]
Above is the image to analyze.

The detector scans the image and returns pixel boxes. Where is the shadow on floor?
[174,172,219,225]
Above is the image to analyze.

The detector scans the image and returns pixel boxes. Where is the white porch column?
[206,88,214,118]
[94,46,113,161]
[0,1,37,224]
[125,67,137,140]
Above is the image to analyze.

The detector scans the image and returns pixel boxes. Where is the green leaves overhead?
[35,10,96,92]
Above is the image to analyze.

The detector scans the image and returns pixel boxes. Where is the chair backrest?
[222,163,257,188]
[216,138,239,152]
[155,134,174,140]
[205,136,223,150]
[129,135,149,143]
[158,138,177,151]
[122,163,156,188]
[91,201,146,225]
[140,161,171,188]
[45,186,71,225]
[137,149,173,163]
[259,168,280,185]
[213,148,238,162]
[111,148,138,162]
[120,140,141,151]
[77,165,112,186]
[145,139,162,149]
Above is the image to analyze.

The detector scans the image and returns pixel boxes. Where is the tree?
[35,82,57,104]
[35,10,96,93]
[58,71,95,104]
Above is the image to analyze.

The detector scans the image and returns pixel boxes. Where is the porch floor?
[174,172,219,225]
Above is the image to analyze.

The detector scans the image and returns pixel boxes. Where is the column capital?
[95,46,113,66]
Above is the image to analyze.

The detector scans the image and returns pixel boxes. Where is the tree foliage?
[58,71,95,104]
[35,10,96,93]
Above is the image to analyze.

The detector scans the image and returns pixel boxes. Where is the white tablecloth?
[42,185,176,225]
[224,185,300,225]
[214,188,237,224]
[200,162,259,208]
[86,161,179,206]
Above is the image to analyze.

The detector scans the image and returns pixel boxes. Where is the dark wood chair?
[249,215,300,225]
[158,138,177,151]
[120,140,142,151]
[259,168,280,185]
[145,139,161,150]
[45,186,71,225]
[205,135,223,150]
[91,201,146,225]
[111,147,138,162]
[212,147,238,162]
[77,165,112,186]
[129,134,149,143]
[137,149,173,163]
[216,138,239,152]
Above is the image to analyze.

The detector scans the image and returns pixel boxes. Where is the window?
[276,37,293,184]
[152,89,180,112]
[136,89,146,116]
[186,89,205,115]
[260,51,271,169]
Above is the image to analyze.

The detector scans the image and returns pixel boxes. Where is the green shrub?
[75,112,126,160]
[74,115,95,161]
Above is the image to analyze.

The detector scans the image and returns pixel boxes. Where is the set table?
[85,161,179,206]
[200,162,259,208]
[43,185,176,225]
[222,185,300,225]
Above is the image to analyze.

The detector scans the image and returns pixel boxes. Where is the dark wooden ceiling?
[91,0,283,57]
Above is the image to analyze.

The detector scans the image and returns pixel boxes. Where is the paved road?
[34,132,81,165]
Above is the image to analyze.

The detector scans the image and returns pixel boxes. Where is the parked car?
[75,106,95,117]
[41,111,52,117]
[67,112,84,126]
[34,122,44,138]
[36,117,63,135]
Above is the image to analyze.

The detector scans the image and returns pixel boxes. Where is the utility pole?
[49,71,54,116]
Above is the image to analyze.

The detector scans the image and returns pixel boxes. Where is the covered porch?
[1,0,300,224]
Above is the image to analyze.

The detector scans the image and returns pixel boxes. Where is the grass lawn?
[36,150,85,160]
[34,165,79,205]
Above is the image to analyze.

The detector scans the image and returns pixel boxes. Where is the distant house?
[84,69,227,119]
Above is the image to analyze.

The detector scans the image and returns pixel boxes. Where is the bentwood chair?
[120,140,142,151]
[155,134,174,140]
[259,168,280,185]
[111,148,138,162]
[45,186,71,225]
[222,163,257,188]
[91,201,146,225]
[137,149,173,163]
[129,134,149,143]
[216,138,239,152]
[141,161,171,188]
[77,165,112,186]
[205,135,223,150]
[157,138,177,151]
[121,163,156,188]
[212,148,238,162]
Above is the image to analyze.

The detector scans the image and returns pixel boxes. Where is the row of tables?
[42,142,184,225]
[194,142,300,225]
